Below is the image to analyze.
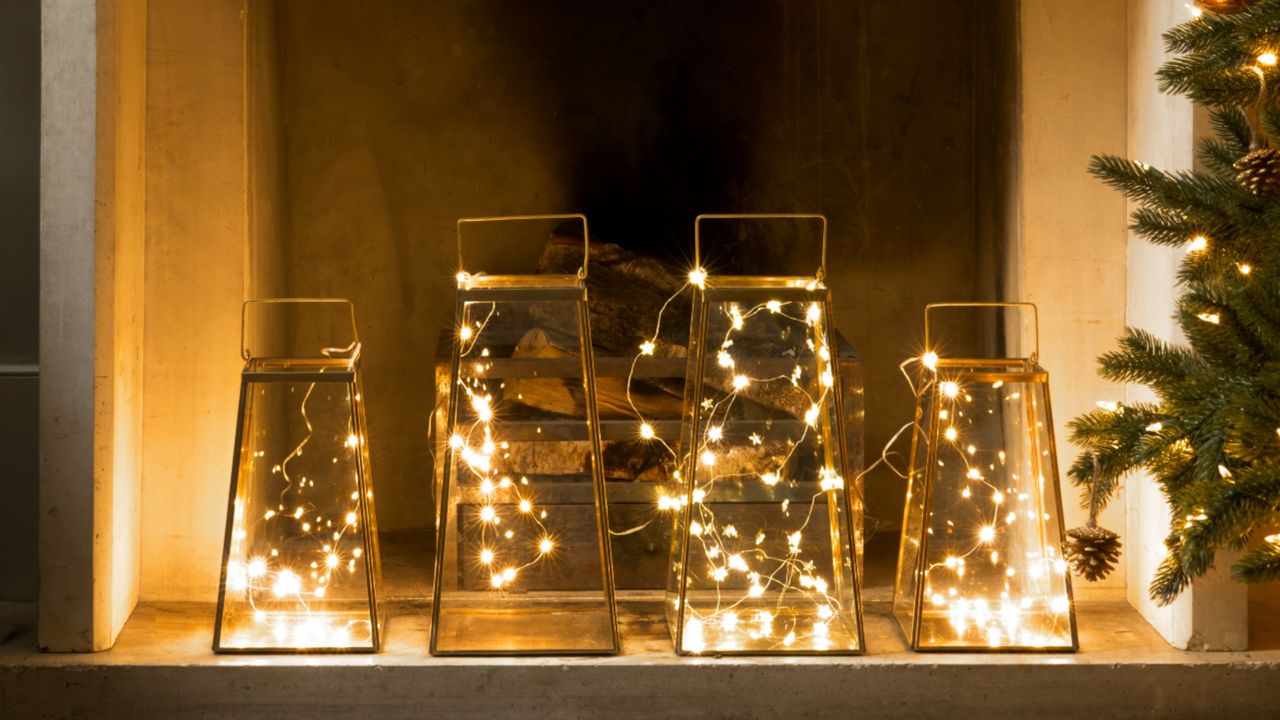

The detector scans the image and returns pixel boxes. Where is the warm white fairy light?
[1186,235,1208,253]
[221,371,372,649]
[909,350,1074,648]
[1260,51,1278,67]
[619,273,856,654]
[447,298,566,597]
[1197,312,1221,324]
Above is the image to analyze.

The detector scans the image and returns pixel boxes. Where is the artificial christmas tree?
[1071,2,1280,604]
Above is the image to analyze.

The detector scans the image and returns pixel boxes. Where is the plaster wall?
[1015,0,1129,589]
[138,0,252,602]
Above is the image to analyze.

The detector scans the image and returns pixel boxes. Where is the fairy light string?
[449,281,560,592]
[223,342,371,648]
[905,342,1074,648]
[625,267,870,653]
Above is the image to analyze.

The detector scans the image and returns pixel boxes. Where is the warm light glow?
[941,381,960,398]
[732,374,750,390]
[922,351,939,370]
[639,340,656,356]
[1260,52,1278,67]
[639,422,655,439]
[1197,312,1220,324]
[1239,263,1253,275]
[1186,235,1208,253]
[688,267,707,287]
[479,505,497,523]
[539,537,555,554]
[978,525,996,543]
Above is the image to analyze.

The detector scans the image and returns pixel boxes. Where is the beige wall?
[139,0,252,602]
[1016,0,1130,591]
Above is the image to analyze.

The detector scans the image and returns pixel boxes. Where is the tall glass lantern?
[214,299,383,653]
[666,214,865,655]
[432,214,619,655]
[894,302,1078,651]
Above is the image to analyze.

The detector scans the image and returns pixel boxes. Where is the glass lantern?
[213,299,383,653]
[431,214,619,655]
[666,214,865,655]
[894,302,1078,651]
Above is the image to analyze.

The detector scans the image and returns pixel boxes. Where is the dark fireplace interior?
[256,0,1018,585]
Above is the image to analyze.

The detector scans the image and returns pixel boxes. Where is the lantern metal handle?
[456,214,591,280]
[693,213,828,281]
[240,297,360,361]
[924,301,1040,363]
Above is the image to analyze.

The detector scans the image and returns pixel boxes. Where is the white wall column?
[1123,0,1247,651]
[39,0,147,651]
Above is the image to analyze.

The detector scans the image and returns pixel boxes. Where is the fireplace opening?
[245,0,1018,594]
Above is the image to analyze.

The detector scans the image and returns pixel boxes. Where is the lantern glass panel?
[215,300,382,653]
[668,279,864,655]
[432,217,618,656]
[895,360,1076,651]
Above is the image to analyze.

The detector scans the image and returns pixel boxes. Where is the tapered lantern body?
[894,303,1078,651]
[214,299,383,653]
[432,214,619,655]
[666,214,865,655]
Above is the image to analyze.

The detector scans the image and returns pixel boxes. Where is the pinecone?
[1065,525,1122,582]
[1234,147,1280,197]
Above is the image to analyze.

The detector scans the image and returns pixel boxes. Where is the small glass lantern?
[214,299,383,653]
[894,302,1078,651]
[666,214,865,655]
[432,214,619,655]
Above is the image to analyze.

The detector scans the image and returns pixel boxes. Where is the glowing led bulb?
[708,426,723,441]
[761,472,779,486]
[766,300,782,312]
[539,537,554,554]
[345,433,359,448]
[518,499,532,513]
[806,303,822,323]
[459,325,473,341]
[688,267,707,287]
[941,381,959,398]
[1197,312,1220,324]
[639,340,656,355]
[1096,400,1119,412]
[1240,263,1253,275]
[732,374,750,390]
[944,427,958,442]
[1260,52,1278,67]
[922,351,939,370]
[479,506,497,523]
[326,553,340,569]
[637,422,655,440]
[700,450,716,467]
[272,570,301,597]
[979,525,996,543]
[248,557,268,578]
[1186,235,1207,253]
[345,511,358,525]
[449,434,464,450]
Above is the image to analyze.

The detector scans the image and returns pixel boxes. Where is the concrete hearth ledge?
[1,598,1277,719]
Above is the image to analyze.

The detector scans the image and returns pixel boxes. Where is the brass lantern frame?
[430,214,621,656]
[213,298,384,654]
[893,301,1079,653]
[667,213,867,656]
